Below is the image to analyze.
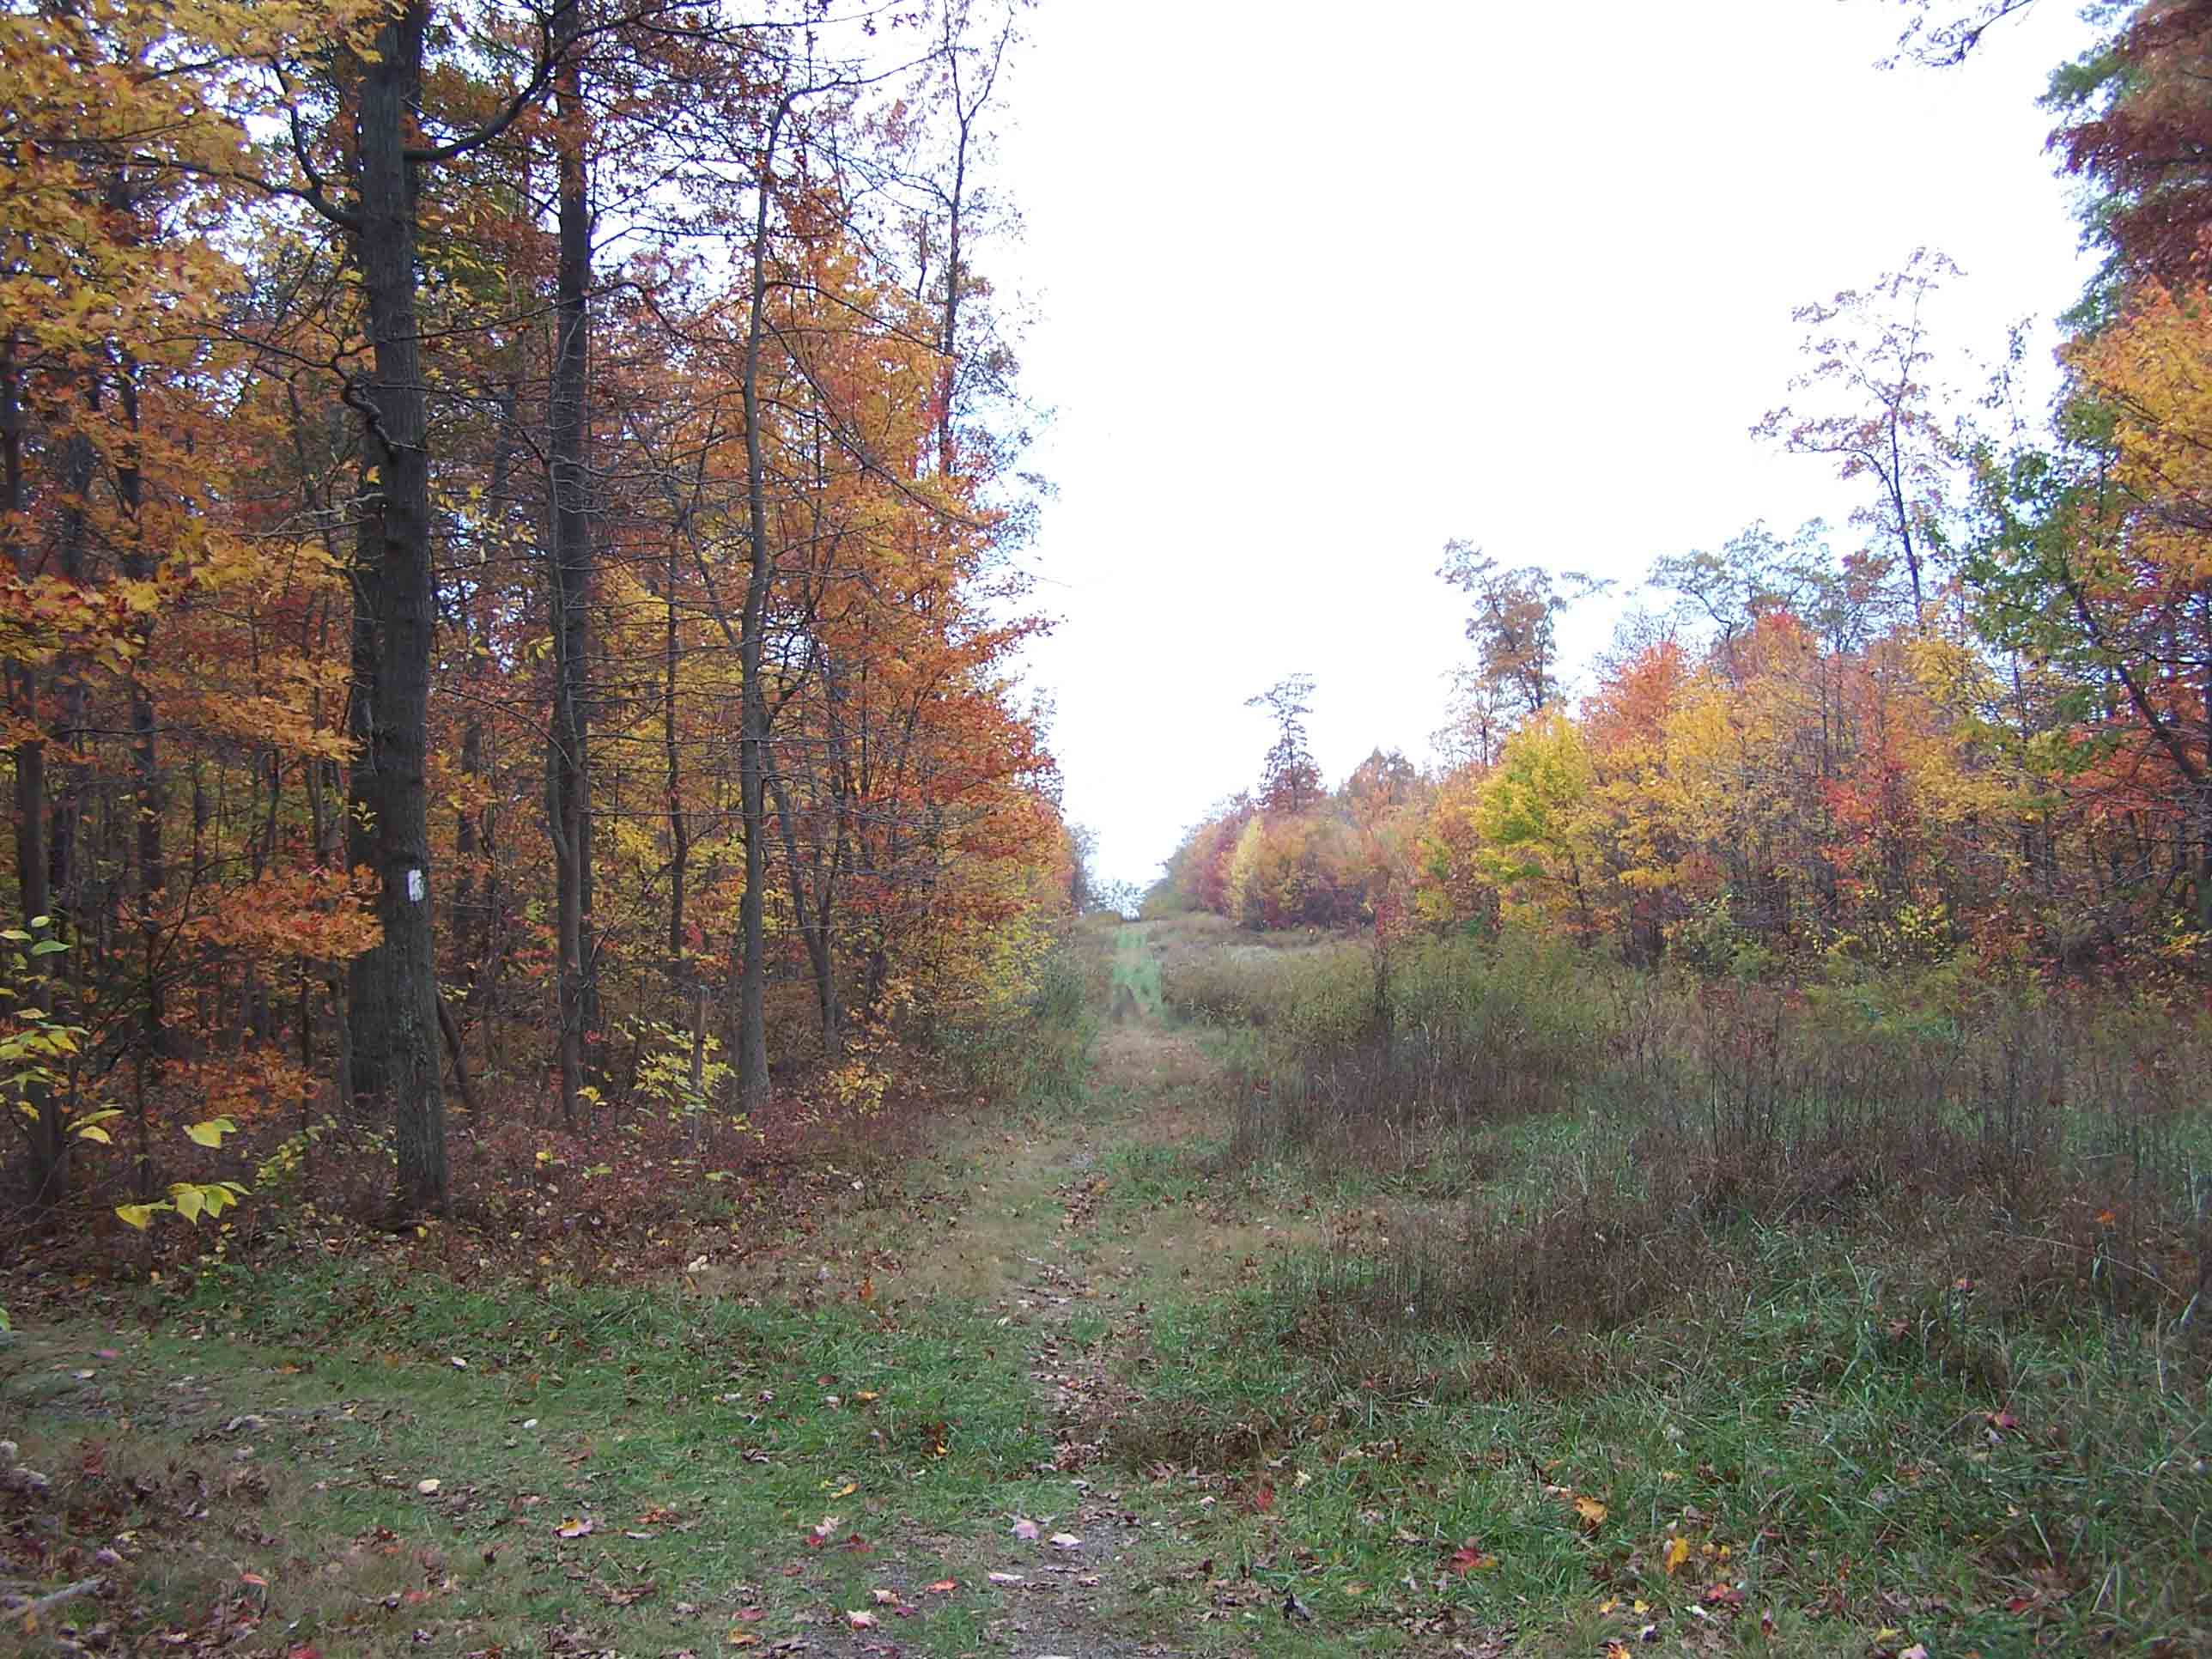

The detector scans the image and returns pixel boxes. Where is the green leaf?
[173,1185,204,1223]
[29,939,69,956]
[115,1203,159,1230]
[74,1125,111,1144]
[185,1116,238,1148]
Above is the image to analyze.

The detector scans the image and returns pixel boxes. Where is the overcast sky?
[980,1,2103,893]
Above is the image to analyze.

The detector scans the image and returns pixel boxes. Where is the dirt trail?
[890,926,1235,1657]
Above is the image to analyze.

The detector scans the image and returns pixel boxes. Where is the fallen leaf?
[416,1479,441,1496]
[924,1578,957,1594]
[1445,1540,1497,1573]
[1663,1536,1690,1575]
[845,1610,876,1631]
[1011,1517,1040,1541]
[987,1571,1024,1586]
[1048,1532,1083,1550]
[1572,1493,1607,1528]
[555,1517,592,1539]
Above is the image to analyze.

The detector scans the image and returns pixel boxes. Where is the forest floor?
[1,921,2205,1656]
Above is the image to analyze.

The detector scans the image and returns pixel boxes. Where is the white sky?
[984,1,2103,893]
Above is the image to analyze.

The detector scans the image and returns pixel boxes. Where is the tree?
[1246,674,1322,814]
[2046,0,2212,294]
[1969,282,2212,942]
[1437,542,1601,720]
[1756,248,1964,619]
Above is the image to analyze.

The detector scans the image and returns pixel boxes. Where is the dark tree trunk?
[0,334,64,1204]
[547,15,593,1131]
[354,0,448,1215]
[665,540,689,988]
[113,360,172,1070]
[343,473,389,1110]
[732,102,790,1109]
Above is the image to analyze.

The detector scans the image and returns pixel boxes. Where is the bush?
[1189,924,2209,1341]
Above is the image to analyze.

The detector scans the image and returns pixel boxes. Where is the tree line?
[0,0,1079,1228]
[1158,1,2212,984]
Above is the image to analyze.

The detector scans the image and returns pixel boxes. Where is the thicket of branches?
[0,0,1079,1234]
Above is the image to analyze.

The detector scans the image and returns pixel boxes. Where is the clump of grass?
[1211,935,2209,1355]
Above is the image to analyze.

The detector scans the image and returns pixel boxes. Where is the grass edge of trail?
[5,915,2208,1658]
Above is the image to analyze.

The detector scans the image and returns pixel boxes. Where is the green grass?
[9,922,2210,1657]
[1100,1247,2210,1656]
[1109,926,1164,1019]
[1,1263,1075,1656]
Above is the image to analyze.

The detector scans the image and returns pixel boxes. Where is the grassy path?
[0,925,1341,1659]
[15,920,2169,1656]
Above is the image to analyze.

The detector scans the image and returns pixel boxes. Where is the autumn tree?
[1756,248,1964,619]
[1437,542,1602,721]
[1247,674,1322,814]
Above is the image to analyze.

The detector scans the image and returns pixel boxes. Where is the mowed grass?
[1108,925,1164,1022]
[2,1264,1072,1656]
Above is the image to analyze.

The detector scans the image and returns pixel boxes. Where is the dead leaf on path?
[924,1579,957,1594]
[1662,1535,1690,1575]
[845,1610,877,1630]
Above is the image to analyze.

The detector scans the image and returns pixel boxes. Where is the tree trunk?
[113,360,171,1070]
[547,15,593,1132]
[665,540,690,991]
[355,0,448,1215]
[732,101,790,1109]
[0,332,65,1205]
[343,472,390,1110]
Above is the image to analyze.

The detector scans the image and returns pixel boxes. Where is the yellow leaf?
[185,1117,237,1148]
[1663,1536,1690,1575]
[1573,1494,1607,1528]
[74,1125,111,1144]
[173,1186,204,1223]
[115,1203,157,1230]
